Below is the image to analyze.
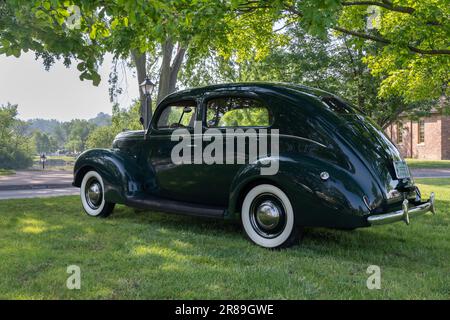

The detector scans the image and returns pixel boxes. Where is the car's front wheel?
[80,171,115,218]
[241,184,300,249]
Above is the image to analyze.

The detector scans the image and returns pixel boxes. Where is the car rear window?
[206,97,272,128]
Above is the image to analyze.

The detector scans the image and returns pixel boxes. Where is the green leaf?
[76,62,86,71]
[89,27,97,40]
[92,72,101,86]
[43,1,51,10]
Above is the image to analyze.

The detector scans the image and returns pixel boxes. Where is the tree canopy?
[230,0,449,103]
[0,103,34,169]
[0,0,448,118]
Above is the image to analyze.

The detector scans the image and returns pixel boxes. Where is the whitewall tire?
[241,184,299,249]
[80,171,115,218]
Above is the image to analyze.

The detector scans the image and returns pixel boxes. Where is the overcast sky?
[0,52,139,121]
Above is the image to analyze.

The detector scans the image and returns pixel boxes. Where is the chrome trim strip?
[278,134,328,148]
[368,192,435,226]
[148,133,328,148]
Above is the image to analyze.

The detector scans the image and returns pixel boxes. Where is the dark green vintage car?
[73,83,436,248]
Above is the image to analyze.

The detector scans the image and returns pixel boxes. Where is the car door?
[147,99,202,202]
[194,93,275,206]
[147,94,274,206]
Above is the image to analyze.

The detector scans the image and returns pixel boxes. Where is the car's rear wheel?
[241,184,300,249]
[80,171,115,218]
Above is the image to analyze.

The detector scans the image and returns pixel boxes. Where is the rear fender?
[227,156,374,228]
[283,157,372,228]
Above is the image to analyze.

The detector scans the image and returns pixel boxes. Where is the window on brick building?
[397,122,403,144]
[418,120,425,144]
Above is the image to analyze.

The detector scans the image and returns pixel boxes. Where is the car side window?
[157,101,197,129]
[206,97,272,128]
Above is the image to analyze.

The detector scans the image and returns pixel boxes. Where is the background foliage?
[0,104,113,170]
[0,104,34,169]
[1,1,448,118]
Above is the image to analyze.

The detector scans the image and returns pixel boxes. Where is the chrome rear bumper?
[368,192,435,226]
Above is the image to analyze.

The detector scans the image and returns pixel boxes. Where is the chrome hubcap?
[256,201,281,230]
[250,194,286,239]
[85,179,102,209]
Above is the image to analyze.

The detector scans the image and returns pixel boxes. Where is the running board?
[125,195,225,218]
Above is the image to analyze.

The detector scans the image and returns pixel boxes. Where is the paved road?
[0,188,79,200]
[411,169,450,179]
[0,170,73,190]
[0,170,77,200]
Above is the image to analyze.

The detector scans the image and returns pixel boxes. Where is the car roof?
[162,82,335,103]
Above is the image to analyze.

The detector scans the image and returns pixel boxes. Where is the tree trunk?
[157,39,187,104]
[131,50,149,120]
[157,39,174,105]
[130,40,186,129]
[169,46,186,93]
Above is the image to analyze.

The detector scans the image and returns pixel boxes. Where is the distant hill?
[26,113,112,135]
[88,112,112,127]
[26,118,61,135]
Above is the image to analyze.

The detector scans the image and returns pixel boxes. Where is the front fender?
[73,149,144,204]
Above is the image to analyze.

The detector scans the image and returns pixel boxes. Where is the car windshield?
[157,102,197,129]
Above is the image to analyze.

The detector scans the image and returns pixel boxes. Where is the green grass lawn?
[0,179,448,299]
[406,159,450,169]
[0,169,15,176]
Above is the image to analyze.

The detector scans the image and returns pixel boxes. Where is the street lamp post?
[40,153,47,170]
[139,77,155,131]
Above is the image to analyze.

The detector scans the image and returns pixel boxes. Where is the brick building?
[386,111,450,160]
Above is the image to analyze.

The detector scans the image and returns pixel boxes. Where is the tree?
[236,0,449,103]
[2,0,446,119]
[0,103,34,169]
[58,119,96,153]
[33,131,58,154]
[106,0,269,113]
[1,1,282,110]
[65,138,83,154]
[0,1,221,100]
[86,126,117,149]
[53,125,67,147]
[0,0,104,84]
[181,25,435,128]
